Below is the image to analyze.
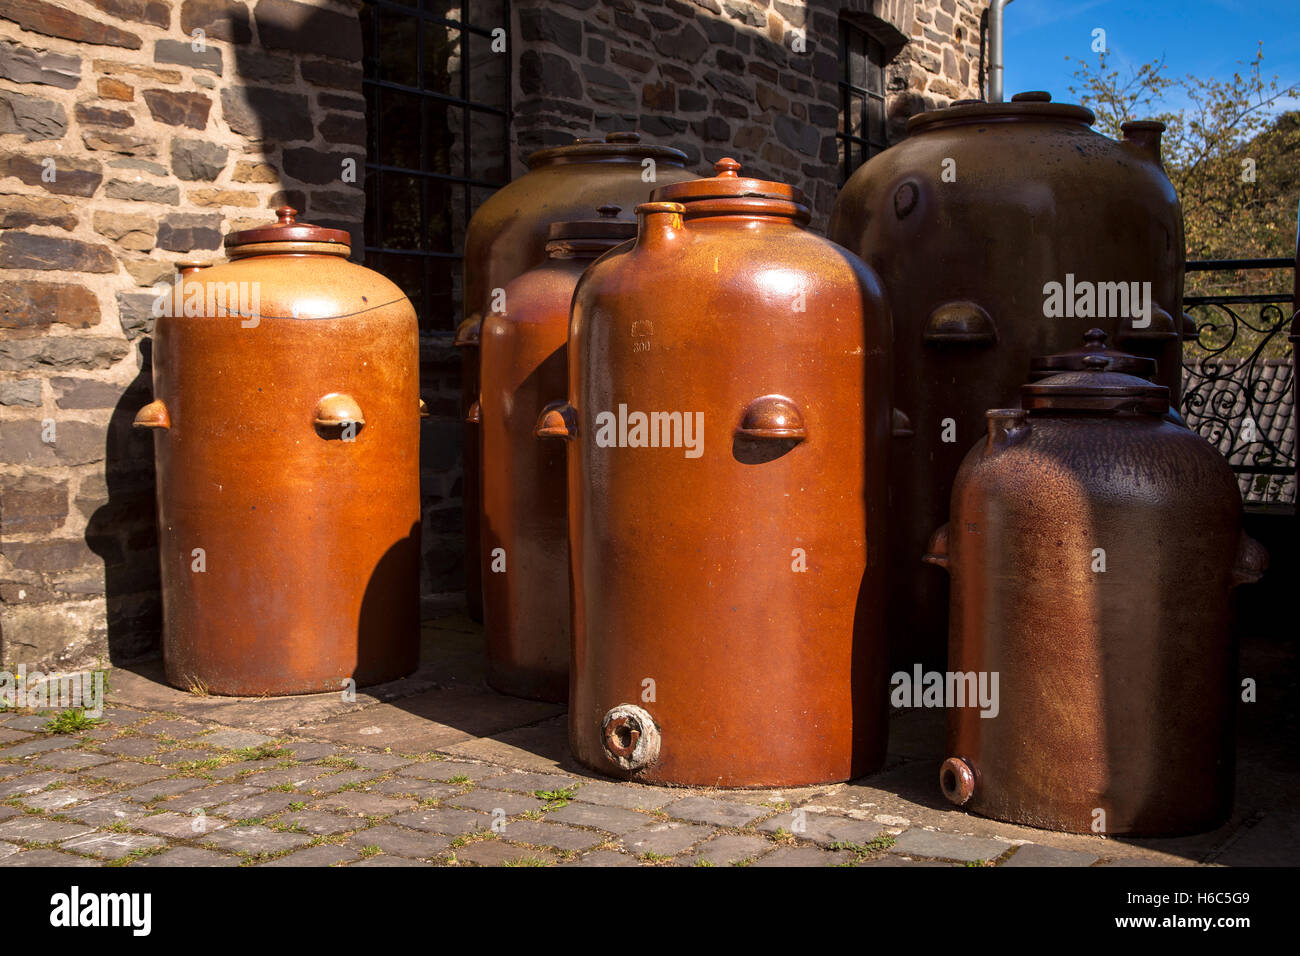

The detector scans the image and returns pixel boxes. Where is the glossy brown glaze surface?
[458,133,696,621]
[136,208,421,697]
[830,94,1190,670]
[478,209,635,702]
[556,161,892,787]
[927,364,1265,835]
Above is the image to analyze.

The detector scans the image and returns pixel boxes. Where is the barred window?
[837,17,890,182]
[361,1,511,333]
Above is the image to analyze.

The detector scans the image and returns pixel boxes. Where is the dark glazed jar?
[134,207,422,697]
[545,159,892,787]
[924,361,1266,835]
[829,92,1191,671]
[476,206,636,702]
[456,132,695,621]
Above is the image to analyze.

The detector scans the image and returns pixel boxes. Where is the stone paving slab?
[758,811,884,847]
[455,840,558,867]
[685,833,772,866]
[0,736,75,757]
[61,831,169,861]
[19,786,97,811]
[348,825,451,859]
[0,849,98,867]
[546,802,654,834]
[0,816,95,844]
[134,812,229,839]
[620,821,714,857]
[200,825,314,856]
[1003,843,1101,867]
[559,849,639,867]
[87,761,171,786]
[32,751,117,771]
[133,847,240,867]
[496,819,605,852]
[349,855,433,867]
[447,789,545,816]
[64,797,151,826]
[313,790,417,817]
[891,828,1013,863]
[0,771,66,797]
[484,771,581,793]
[119,778,209,803]
[165,784,266,813]
[275,810,358,836]
[387,807,491,835]
[570,780,675,811]
[0,840,19,860]
[750,846,856,867]
[395,760,506,784]
[262,845,359,867]
[372,778,460,801]
[665,796,767,828]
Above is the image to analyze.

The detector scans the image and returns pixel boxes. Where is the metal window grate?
[837,18,889,183]
[360,0,511,334]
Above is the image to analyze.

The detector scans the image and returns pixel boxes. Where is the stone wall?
[2,0,985,670]
[509,0,988,223]
[0,0,366,668]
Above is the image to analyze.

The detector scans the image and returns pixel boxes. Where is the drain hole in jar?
[941,768,957,796]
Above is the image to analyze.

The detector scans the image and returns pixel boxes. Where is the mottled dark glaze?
[830,95,1190,670]
[929,365,1264,835]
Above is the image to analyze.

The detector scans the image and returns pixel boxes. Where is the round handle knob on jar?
[313,393,365,437]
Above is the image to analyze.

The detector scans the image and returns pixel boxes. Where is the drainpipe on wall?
[989,0,1015,103]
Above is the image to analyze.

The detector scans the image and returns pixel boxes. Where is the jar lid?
[650,158,811,223]
[907,90,1095,134]
[547,204,638,242]
[1022,355,1169,414]
[527,131,689,170]
[1029,328,1157,381]
[225,206,351,250]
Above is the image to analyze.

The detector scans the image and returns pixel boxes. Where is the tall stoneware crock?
[545,160,892,787]
[135,207,422,696]
[924,361,1266,835]
[476,206,636,702]
[457,132,695,621]
[830,92,1190,671]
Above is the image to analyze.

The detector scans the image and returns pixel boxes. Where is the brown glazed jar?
[543,159,892,787]
[456,133,696,621]
[475,206,636,702]
[134,207,422,697]
[830,92,1191,670]
[924,361,1266,835]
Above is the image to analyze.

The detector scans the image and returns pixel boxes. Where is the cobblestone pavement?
[1,614,1295,867]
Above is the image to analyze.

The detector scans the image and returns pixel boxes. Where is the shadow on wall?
[86,339,161,664]
[85,1,366,664]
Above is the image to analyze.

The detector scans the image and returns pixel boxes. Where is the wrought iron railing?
[1181,257,1297,505]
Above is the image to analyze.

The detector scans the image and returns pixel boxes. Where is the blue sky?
[1002,0,1300,115]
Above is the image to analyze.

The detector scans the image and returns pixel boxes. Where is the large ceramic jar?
[456,132,695,621]
[134,207,422,697]
[830,92,1190,669]
[544,159,892,787]
[924,361,1266,835]
[475,206,636,702]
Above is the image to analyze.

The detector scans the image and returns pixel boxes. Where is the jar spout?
[634,201,686,250]
[985,408,1029,452]
[1121,120,1165,165]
